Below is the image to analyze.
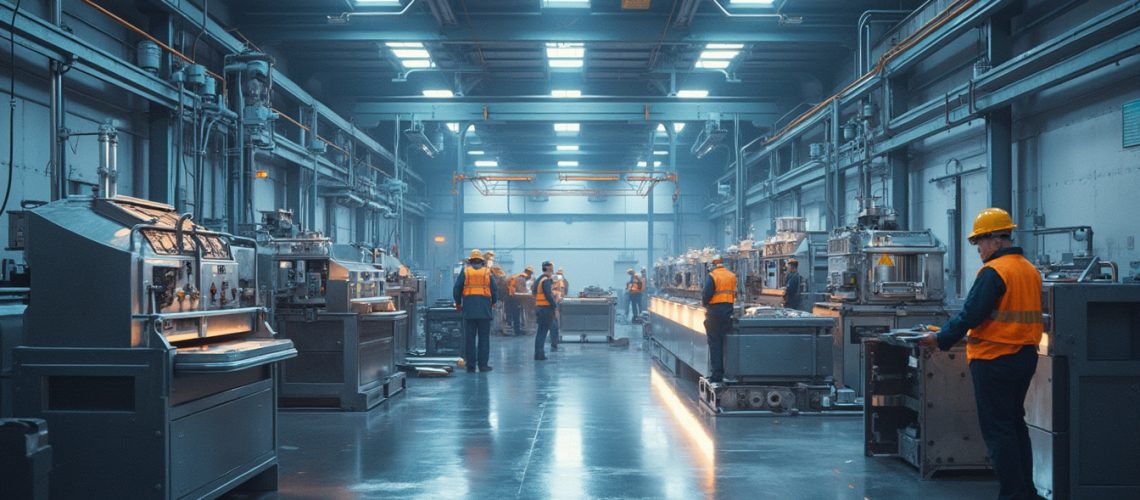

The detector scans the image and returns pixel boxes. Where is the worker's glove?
[917,332,938,348]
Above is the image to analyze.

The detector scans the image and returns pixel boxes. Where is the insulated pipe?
[856,10,911,78]
[97,125,119,198]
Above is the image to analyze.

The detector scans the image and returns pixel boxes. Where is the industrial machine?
[862,329,990,478]
[370,250,424,352]
[0,288,28,418]
[813,201,950,397]
[648,295,843,414]
[1027,282,1140,499]
[556,289,617,343]
[270,232,406,410]
[652,248,717,300]
[425,300,464,357]
[755,217,829,310]
[14,194,296,499]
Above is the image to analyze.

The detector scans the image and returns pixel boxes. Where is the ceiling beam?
[351,97,781,124]
[242,13,853,45]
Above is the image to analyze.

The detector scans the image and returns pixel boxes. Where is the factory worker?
[918,208,1042,500]
[626,268,644,318]
[506,266,534,335]
[701,255,736,383]
[533,261,560,359]
[784,258,803,310]
[453,249,498,373]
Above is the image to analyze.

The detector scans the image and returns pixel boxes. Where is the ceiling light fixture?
[558,160,579,167]
[552,89,582,97]
[468,150,485,155]
[474,160,499,167]
[677,90,709,98]
[557,145,580,151]
[403,122,441,158]
[422,89,454,97]
[554,123,580,133]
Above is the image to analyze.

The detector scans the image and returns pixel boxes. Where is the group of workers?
[452,250,571,370]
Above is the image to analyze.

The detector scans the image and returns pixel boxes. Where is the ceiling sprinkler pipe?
[328,0,420,23]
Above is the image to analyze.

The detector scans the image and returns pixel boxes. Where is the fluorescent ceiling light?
[546,45,585,59]
[392,49,431,59]
[699,50,740,60]
[554,123,580,132]
[359,0,402,6]
[731,0,775,5]
[401,60,434,68]
[654,150,668,155]
[385,42,424,48]
[558,160,579,167]
[446,123,459,133]
[674,123,686,132]
[548,59,584,68]
[706,43,744,49]
[468,150,485,155]
[469,124,476,133]
[677,90,709,98]
[422,89,454,97]
[552,89,582,97]
[474,160,498,167]
[696,60,731,69]
[557,145,580,151]
[636,160,664,167]
[544,0,590,8]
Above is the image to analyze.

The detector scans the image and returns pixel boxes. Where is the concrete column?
[986,15,1013,212]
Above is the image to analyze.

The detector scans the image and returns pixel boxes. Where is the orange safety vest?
[629,276,644,293]
[462,266,492,298]
[709,265,737,305]
[535,275,553,307]
[966,253,1043,361]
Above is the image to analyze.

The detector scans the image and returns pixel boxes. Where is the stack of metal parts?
[1027,282,1140,499]
[813,202,950,397]
[269,230,406,411]
[425,300,464,357]
[755,217,829,309]
[862,328,989,478]
[557,288,616,343]
[648,295,842,414]
[14,195,297,498]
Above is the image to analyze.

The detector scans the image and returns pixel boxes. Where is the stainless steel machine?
[556,289,617,343]
[862,329,990,478]
[813,202,950,397]
[376,250,425,353]
[14,195,297,499]
[1027,281,1140,499]
[755,217,828,310]
[270,233,406,410]
[648,295,843,414]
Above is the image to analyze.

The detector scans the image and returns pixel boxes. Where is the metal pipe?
[327,0,420,23]
[857,10,911,78]
[734,114,743,241]
[175,213,193,254]
[97,124,119,198]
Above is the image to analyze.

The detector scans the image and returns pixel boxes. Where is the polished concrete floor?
[271,325,997,499]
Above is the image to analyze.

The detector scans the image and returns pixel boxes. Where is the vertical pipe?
[733,114,743,242]
[647,133,655,272]
[830,101,842,228]
[309,105,319,234]
[49,0,66,200]
[393,115,401,251]
[456,123,467,260]
[987,107,1013,212]
[669,126,679,255]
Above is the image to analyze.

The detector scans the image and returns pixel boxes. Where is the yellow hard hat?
[968,207,1017,242]
[712,255,723,264]
[787,258,798,265]
[486,250,495,258]
[469,249,484,261]
[627,268,634,274]
[525,265,534,273]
